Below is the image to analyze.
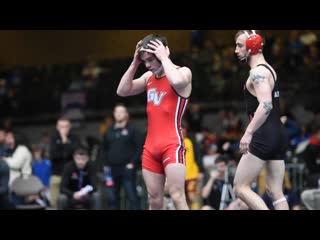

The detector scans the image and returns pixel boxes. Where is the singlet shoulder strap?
[256,64,276,82]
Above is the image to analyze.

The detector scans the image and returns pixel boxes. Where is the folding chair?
[11,175,46,210]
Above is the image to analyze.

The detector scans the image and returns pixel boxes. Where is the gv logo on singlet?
[147,88,166,106]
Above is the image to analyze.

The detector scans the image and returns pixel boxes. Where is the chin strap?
[240,50,251,63]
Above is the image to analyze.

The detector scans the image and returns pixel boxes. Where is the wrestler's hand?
[240,131,253,154]
[143,39,170,62]
[132,40,143,65]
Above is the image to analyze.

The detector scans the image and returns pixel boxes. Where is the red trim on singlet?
[176,98,188,164]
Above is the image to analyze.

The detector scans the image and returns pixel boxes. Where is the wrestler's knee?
[168,184,185,201]
[148,193,163,210]
[266,185,283,201]
[233,183,249,199]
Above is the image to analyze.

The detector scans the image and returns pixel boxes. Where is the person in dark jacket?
[102,103,143,210]
[49,117,80,209]
[58,146,101,210]
[0,158,15,209]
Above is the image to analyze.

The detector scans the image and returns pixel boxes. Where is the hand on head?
[133,40,143,64]
[140,39,170,62]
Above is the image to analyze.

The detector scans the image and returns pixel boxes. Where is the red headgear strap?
[244,30,264,55]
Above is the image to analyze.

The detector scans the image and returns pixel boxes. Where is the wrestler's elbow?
[117,84,131,97]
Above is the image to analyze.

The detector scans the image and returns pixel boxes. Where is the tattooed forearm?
[263,101,273,115]
[252,73,266,84]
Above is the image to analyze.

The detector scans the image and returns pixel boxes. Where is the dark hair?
[6,130,30,151]
[215,155,229,165]
[31,144,46,158]
[139,34,168,60]
[73,145,89,156]
[114,102,127,110]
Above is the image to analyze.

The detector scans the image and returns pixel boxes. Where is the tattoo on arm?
[252,73,266,84]
[263,101,273,115]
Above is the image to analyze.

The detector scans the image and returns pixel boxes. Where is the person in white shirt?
[3,131,32,186]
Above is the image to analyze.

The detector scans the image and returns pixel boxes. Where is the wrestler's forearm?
[161,58,188,89]
[246,102,272,134]
[117,62,139,96]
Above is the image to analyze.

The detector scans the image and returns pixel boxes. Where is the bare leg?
[142,169,166,210]
[265,160,289,210]
[233,152,269,210]
[165,163,189,210]
[225,198,250,210]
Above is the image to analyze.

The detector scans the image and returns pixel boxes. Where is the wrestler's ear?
[166,46,170,56]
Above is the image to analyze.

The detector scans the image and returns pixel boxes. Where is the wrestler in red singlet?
[142,73,189,174]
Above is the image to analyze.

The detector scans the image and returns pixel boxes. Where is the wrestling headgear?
[240,30,263,63]
[244,30,263,55]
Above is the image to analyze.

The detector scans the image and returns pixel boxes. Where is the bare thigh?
[165,163,186,189]
[142,169,166,197]
[234,152,266,186]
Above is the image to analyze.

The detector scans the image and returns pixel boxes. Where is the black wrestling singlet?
[244,64,288,160]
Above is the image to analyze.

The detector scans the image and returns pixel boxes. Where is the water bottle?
[103,166,114,187]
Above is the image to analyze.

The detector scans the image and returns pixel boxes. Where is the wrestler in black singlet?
[244,64,289,160]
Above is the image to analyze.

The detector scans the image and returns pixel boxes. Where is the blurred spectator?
[101,103,143,210]
[2,131,32,186]
[32,145,51,190]
[0,157,15,209]
[0,127,8,159]
[202,143,219,171]
[49,117,80,209]
[201,155,232,210]
[58,146,101,210]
